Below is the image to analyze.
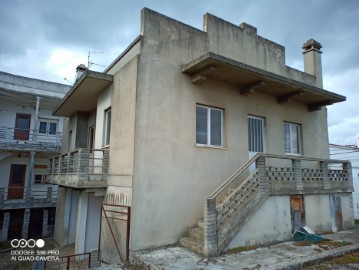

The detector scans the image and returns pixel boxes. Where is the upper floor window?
[39,119,58,135]
[248,116,265,153]
[196,105,223,147]
[103,108,111,146]
[284,122,301,155]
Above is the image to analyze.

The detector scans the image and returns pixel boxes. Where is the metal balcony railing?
[0,126,62,152]
[0,186,58,210]
[47,148,109,188]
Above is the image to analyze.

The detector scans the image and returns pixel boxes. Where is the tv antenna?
[64,77,74,85]
[88,51,105,69]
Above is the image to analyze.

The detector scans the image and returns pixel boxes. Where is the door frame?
[8,164,27,200]
[14,113,31,140]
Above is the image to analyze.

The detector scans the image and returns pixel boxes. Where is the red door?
[8,164,26,200]
[14,113,31,140]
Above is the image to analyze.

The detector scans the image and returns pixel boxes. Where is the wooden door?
[14,113,31,140]
[290,195,305,233]
[7,209,24,240]
[8,164,26,200]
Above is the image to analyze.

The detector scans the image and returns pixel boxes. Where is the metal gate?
[98,204,131,264]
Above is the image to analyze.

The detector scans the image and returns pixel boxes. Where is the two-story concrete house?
[0,71,69,242]
[48,9,353,263]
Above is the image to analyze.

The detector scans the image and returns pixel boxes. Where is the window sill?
[195,144,227,150]
[285,152,301,157]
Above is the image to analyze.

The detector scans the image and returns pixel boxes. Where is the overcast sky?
[0,0,358,145]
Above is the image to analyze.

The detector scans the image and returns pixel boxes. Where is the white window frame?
[248,115,266,153]
[284,122,301,155]
[196,104,224,147]
[38,118,58,135]
[34,174,47,184]
[103,108,111,147]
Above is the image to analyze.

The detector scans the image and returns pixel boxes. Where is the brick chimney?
[302,39,323,88]
[75,64,88,81]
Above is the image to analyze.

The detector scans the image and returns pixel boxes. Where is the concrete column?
[102,150,109,181]
[27,151,36,188]
[1,212,10,242]
[292,159,303,190]
[78,148,90,182]
[47,187,53,202]
[320,161,330,189]
[0,188,4,207]
[203,198,217,257]
[255,156,267,193]
[344,162,353,191]
[303,39,323,88]
[33,96,41,142]
[22,209,30,239]
[75,191,89,254]
[42,210,49,238]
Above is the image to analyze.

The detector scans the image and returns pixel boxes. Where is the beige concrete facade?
[51,8,350,258]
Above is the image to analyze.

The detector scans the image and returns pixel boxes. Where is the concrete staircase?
[179,219,204,255]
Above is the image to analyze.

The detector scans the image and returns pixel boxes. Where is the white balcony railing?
[0,126,62,152]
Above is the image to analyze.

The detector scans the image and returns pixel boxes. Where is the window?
[34,174,47,184]
[248,116,265,153]
[39,120,58,135]
[196,105,223,147]
[104,108,111,146]
[284,122,301,155]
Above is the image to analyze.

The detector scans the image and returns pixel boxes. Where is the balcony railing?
[47,148,109,188]
[0,126,62,152]
[0,186,58,210]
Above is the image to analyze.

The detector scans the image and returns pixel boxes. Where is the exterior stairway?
[179,153,354,257]
[179,219,204,255]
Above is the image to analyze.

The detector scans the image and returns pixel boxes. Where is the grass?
[226,245,257,254]
[304,251,359,269]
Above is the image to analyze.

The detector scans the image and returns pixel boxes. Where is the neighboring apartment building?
[47,9,353,262]
[330,141,359,221]
[0,71,70,242]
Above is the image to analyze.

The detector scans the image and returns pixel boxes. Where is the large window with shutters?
[196,105,223,147]
[284,122,301,155]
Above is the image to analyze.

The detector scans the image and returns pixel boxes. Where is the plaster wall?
[227,196,292,249]
[84,193,102,252]
[106,57,138,206]
[304,194,332,233]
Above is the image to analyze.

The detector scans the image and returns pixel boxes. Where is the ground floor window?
[196,105,223,147]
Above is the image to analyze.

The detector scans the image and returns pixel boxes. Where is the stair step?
[179,236,204,255]
[198,218,204,229]
[188,227,204,241]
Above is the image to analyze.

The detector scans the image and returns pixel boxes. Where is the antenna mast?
[88,51,105,70]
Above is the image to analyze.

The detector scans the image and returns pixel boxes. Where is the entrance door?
[8,209,24,240]
[290,195,305,233]
[14,113,31,140]
[248,116,265,172]
[28,209,43,238]
[8,164,26,200]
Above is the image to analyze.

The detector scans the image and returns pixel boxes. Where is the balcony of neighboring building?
[47,148,108,188]
[0,125,62,153]
[0,185,58,210]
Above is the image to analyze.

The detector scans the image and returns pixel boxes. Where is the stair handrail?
[206,153,261,200]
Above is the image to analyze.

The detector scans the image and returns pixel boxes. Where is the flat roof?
[182,52,346,111]
[54,70,113,116]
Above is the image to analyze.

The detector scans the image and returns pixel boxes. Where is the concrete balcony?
[0,126,62,153]
[47,148,109,188]
[0,186,58,210]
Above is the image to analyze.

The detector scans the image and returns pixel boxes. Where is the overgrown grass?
[226,245,257,254]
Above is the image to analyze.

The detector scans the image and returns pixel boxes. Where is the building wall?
[123,10,331,250]
[227,193,352,249]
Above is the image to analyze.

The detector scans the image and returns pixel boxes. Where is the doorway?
[14,113,31,140]
[248,116,265,172]
[8,209,25,240]
[8,164,26,200]
[28,209,43,238]
[290,195,305,233]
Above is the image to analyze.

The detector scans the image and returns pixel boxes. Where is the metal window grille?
[248,116,264,152]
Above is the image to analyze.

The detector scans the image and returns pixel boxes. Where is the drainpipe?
[33,96,41,142]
